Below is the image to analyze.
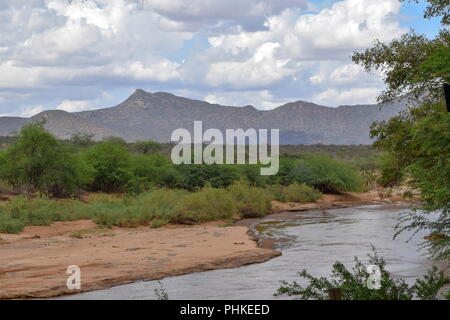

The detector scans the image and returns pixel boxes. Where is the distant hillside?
[0,89,405,145]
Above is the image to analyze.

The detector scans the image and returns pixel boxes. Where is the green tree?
[128,153,179,192]
[84,140,132,192]
[352,0,450,259]
[352,30,449,104]
[408,0,449,26]
[0,123,92,196]
[396,112,450,259]
[352,0,449,104]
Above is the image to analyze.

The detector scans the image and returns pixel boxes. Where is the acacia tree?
[0,123,92,196]
[352,0,450,259]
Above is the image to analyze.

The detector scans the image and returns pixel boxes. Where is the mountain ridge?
[0,89,405,145]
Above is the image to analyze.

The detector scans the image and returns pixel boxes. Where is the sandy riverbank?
[0,190,414,299]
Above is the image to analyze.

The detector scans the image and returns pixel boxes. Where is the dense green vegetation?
[0,122,371,233]
[0,182,322,234]
[0,124,365,196]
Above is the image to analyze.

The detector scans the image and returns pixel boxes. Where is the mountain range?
[0,89,405,145]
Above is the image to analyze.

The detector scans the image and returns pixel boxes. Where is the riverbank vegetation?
[0,182,322,234]
[0,123,369,233]
[0,124,367,198]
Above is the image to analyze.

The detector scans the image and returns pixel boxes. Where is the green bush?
[228,182,272,218]
[175,164,241,190]
[289,154,363,194]
[84,140,132,192]
[90,187,237,227]
[267,157,297,185]
[0,214,25,234]
[172,188,236,224]
[0,195,90,233]
[266,183,321,203]
[281,183,322,203]
[238,164,268,187]
[276,249,449,300]
[265,184,287,202]
[88,189,182,227]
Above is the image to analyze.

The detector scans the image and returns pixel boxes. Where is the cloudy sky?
[0,0,442,117]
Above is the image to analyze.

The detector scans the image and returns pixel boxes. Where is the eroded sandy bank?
[0,221,281,299]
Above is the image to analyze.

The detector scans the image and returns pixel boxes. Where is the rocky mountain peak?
[0,89,407,145]
[127,88,151,101]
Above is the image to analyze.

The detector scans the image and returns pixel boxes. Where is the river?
[59,204,431,300]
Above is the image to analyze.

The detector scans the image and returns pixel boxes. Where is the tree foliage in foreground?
[275,249,449,300]
[353,29,449,105]
[395,112,450,260]
[352,0,450,260]
[352,0,449,104]
[406,0,450,26]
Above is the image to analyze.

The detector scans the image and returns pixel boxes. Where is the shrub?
[266,184,287,202]
[84,141,132,192]
[275,249,449,300]
[0,188,237,232]
[175,164,241,190]
[266,184,322,203]
[289,154,363,194]
[282,183,322,203]
[228,182,272,218]
[0,214,25,234]
[89,202,144,228]
[172,188,236,224]
[136,188,183,222]
[84,193,122,204]
[0,195,90,233]
[268,157,297,185]
[88,187,237,227]
[238,164,268,187]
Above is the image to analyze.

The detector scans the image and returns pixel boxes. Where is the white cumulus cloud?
[0,0,410,115]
